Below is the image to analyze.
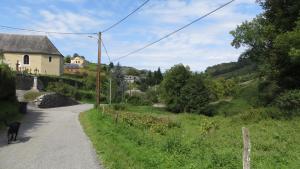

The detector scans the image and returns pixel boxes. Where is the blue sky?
[0,0,262,71]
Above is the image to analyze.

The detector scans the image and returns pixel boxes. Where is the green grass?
[23,91,45,102]
[80,106,300,169]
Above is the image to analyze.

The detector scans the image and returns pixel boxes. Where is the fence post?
[242,127,251,169]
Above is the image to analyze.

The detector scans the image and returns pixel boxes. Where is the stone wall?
[16,74,44,90]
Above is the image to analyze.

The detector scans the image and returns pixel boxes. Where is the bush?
[112,103,127,111]
[258,80,281,105]
[126,94,151,106]
[0,64,16,101]
[232,107,283,122]
[274,90,300,114]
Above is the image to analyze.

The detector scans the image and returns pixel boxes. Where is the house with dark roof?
[0,33,63,76]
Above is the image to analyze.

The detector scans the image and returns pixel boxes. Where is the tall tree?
[112,63,125,103]
[161,64,191,113]
[153,67,163,85]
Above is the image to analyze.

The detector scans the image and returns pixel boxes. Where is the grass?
[80,105,300,169]
[23,91,45,102]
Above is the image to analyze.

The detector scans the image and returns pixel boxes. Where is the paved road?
[0,104,103,169]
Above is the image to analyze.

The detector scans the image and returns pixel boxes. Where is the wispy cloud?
[0,0,261,71]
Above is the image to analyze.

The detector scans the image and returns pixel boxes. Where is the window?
[49,56,52,62]
[23,55,29,64]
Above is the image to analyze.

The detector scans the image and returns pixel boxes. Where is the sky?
[0,0,262,71]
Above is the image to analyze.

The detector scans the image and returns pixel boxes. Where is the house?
[71,56,86,67]
[124,75,140,83]
[0,33,63,76]
[64,63,80,73]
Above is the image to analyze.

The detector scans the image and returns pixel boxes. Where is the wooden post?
[96,32,102,107]
[242,127,251,169]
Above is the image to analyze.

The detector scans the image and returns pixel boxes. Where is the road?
[0,104,103,169]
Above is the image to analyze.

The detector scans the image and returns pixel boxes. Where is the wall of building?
[3,52,63,76]
[3,52,42,73]
[40,54,63,76]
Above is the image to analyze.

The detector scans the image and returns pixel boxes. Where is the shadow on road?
[0,105,48,148]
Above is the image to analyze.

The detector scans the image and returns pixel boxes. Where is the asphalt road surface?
[0,104,103,169]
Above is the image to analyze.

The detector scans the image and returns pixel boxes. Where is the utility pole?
[109,77,112,105]
[96,32,102,106]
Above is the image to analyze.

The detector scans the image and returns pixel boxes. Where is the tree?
[126,68,140,76]
[64,55,71,63]
[112,63,125,103]
[161,64,191,113]
[181,73,210,114]
[73,53,80,58]
[108,62,114,70]
[153,67,163,85]
[231,0,300,90]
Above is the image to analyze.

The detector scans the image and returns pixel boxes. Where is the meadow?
[80,105,300,169]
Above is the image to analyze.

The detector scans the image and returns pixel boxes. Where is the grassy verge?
[80,106,300,169]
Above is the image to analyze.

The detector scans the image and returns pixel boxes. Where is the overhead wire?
[101,39,111,63]
[0,25,97,35]
[101,0,150,33]
[112,0,235,62]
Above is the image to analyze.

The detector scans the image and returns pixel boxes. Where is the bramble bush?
[274,90,300,116]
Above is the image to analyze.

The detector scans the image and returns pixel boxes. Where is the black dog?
[4,120,21,144]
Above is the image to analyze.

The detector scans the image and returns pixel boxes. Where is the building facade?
[0,33,63,76]
[70,56,86,67]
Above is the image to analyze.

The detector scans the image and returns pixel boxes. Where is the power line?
[101,39,111,63]
[112,0,235,62]
[101,0,150,33]
[0,25,97,35]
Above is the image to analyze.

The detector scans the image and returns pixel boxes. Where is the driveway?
[0,104,103,169]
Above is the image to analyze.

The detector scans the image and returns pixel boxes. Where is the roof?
[0,33,62,56]
[64,63,80,69]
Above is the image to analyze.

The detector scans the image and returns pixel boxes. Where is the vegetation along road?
[0,104,102,169]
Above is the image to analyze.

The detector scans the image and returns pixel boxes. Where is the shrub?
[126,94,151,106]
[24,91,44,101]
[258,80,281,105]
[112,103,127,111]
[0,64,16,101]
[274,90,300,115]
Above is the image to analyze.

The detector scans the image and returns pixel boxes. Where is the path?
[0,104,103,169]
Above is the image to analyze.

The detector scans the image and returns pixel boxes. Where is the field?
[80,105,300,169]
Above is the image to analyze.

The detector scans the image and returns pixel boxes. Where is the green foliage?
[24,91,44,101]
[80,106,300,169]
[0,64,16,101]
[112,63,125,103]
[258,80,281,105]
[274,90,300,113]
[126,68,140,76]
[161,64,191,113]
[46,81,95,101]
[64,55,71,63]
[126,94,150,106]
[0,101,22,129]
[181,73,210,114]
[112,103,127,111]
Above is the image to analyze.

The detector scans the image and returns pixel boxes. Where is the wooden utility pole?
[242,127,251,169]
[109,77,112,105]
[96,32,102,106]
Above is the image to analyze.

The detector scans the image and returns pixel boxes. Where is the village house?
[124,75,140,83]
[71,56,86,67]
[0,33,64,76]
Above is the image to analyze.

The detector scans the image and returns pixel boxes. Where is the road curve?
[0,104,103,169]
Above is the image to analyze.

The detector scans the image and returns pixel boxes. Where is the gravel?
[0,104,103,169]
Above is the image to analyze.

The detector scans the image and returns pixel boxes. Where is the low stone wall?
[35,93,78,108]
